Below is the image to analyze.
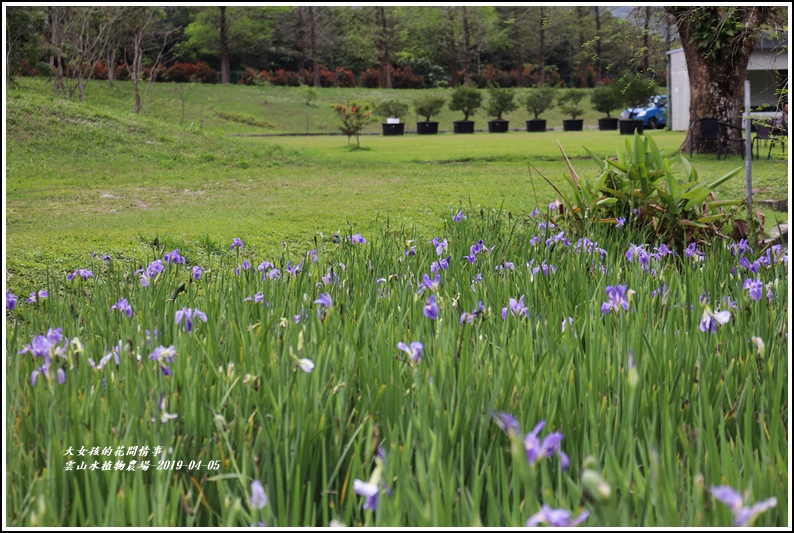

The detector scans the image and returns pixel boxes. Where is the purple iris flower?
[110,298,133,317]
[526,505,589,527]
[265,269,280,281]
[307,249,318,263]
[460,301,485,324]
[404,246,416,256]
[709,486,777,527]
[190,266,203,280]
[685,242,705,259]
[353,479,380,511]
[532,261,556,277]
[523,420,569,471]
[470,240,484,255]
[424,295,439,320]
[258,260,274,272]
[6,290,17,310]
[615,217,626,228]
[529,236,540,246]
[743,278,763,301]
[348,234,367,245]
[314,293,332,308]
[625,244,650,270]
[529,207,540,218]
[230,238,245,250]
[397,341,423,363]
[31,363,66,387]
[491,411,520,438]
[729,239,753,256]
[430,256,450,273]
[67,269,94,281]
[502,295,528,320]
[496,262,515,272]
[332,233,340,243]
[164,249,185,264]
[601,285,630,315]
[175,308,207,332]
[471,273,483,292]
[548,201,558,211]
[417,273,441,295]
[650,283,668,302]
[562,316,574,332]
[250,480,269,510]
[148,345,177,375]
[285,261,302,276]
[699,307,731,333]
[26,290,49,303]
[434,238,448,256]
[453,209,467,222]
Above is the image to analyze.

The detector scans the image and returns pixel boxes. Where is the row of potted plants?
[373,77,660,135]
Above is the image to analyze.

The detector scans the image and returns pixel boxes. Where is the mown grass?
[5,209,788,527]
[5,78,789,300]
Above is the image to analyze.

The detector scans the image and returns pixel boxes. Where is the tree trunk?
[668,7,772,154]
[462,7,471,86]
[539,7,546,87]
[133,29,143,113]
[378,7,391,89]
[219,7,230,84]
[297,7,306,84]
[594,7,602,86]
[309,7,319,87]
[107,47,116,87]
[446,9,458,87]
[513,7,522,87]
[642,7,651,77]
[577,8,587,88]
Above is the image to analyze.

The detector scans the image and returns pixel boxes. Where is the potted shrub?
[557,89,586,131]
[414,95,445,135]
[376,100,409,136]
[618,75,658,135]
[590,85,622,131]
[485,85,517,133]
[449,85,482,134]
[524,87,556,132]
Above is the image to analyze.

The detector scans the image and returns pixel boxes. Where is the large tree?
[666,7,776,153]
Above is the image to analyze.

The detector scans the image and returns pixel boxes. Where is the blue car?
[621,95,668,129]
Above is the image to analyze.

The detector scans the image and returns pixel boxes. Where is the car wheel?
[648,117,658,129]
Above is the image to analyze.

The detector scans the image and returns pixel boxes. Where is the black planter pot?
[526,119,547,132]
[416,121,439,135]
[453,120,475,134]
[381,123,405,136]
[562,119,584,132]
[598,117,619,131]
[488,120,510,133]
[619,119,644,135]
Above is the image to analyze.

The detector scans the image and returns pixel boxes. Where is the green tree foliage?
[556,89,586,120]
[375,100,409,120]
[413,95,445,122]
[590,85,623,118]
[449,85,482,121]
[484,85,517,120]
[524,87,556,120]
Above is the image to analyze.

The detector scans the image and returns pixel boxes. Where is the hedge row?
[14,60,619,89]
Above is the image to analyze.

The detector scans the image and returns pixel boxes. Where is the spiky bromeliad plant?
[536,132,745,248]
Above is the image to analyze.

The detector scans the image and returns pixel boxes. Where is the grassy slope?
[5,79,789,295]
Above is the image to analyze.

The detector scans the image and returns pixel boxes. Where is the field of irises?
[5,206,789,527]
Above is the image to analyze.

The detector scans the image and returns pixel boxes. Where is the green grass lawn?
[5,78,789,297]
